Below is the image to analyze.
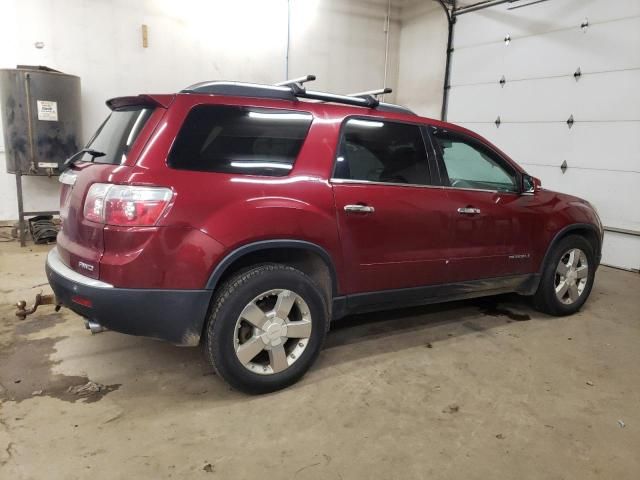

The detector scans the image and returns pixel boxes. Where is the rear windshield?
[167,105,312,176]
[81,107,153,164]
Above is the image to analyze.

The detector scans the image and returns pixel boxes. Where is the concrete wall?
[0,0,398,220]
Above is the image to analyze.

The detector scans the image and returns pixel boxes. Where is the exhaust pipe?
[84,319,108,334]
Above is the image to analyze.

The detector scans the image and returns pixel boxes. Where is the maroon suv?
[46,76,602,393]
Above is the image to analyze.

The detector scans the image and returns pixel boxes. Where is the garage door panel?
[504,30,584,80]
[578,17,640,73]
[571,69,640,120]
[520,165,640,231]
[601,232,640,271]
[457,123,640,173]
[454,0,640,49]
[448,84,501,122]
[504,17,640,80]
[488,70,640,121]
[450,43,505,85]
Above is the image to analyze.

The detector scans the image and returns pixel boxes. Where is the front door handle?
[457,207,481,215]
[344,204,375,214]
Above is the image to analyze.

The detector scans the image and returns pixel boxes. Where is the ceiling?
[393,0,479,7]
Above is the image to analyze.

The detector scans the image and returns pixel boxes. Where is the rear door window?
[168,105,312,176]
[83,107,153,164]
[333,118,432,185]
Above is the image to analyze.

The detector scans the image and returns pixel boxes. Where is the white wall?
[396,1,448,118]
[442,0,640,271]
[0,0,398,221]
[289,0,400,97]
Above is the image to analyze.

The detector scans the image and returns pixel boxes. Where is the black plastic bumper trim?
[46,259,211,346]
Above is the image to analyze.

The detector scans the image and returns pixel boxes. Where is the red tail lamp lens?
[84,183,173,226]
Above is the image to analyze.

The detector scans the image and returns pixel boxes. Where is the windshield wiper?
[62,148,106,171]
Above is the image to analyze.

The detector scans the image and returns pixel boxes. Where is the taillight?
[83,183,173,226]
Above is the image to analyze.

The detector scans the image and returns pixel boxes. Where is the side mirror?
[522,174,541,194]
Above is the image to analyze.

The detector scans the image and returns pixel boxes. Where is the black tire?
[533,234,596,316]
[205,263,328,394]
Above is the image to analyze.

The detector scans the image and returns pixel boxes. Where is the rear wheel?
[534,235,595,316]
[205,264,328,394]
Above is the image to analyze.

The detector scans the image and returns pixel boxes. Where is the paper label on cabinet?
[37,100,58,121]
[38,162,58,169]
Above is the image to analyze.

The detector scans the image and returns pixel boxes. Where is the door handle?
[344,204,375,214]
[457,207,481,215]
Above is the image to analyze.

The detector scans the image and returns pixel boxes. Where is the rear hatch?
[57,95,170,278]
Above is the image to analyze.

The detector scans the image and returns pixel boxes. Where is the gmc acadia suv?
[46,77,602,394]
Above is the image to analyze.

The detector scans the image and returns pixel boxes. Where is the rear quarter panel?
[127,94,345,291]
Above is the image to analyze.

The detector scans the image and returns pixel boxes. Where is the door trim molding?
[331,273,539,319]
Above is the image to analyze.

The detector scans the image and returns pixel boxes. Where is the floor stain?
[15,313,65,335]
[462,320,487,332]
[476,298,531,322]
[0,320,120,404]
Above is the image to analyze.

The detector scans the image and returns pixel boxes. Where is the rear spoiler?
[106,94,174,110]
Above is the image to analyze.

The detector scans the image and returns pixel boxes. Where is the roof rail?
[181,75,415,115]
[275,74,316,88]
[348,87,393,98]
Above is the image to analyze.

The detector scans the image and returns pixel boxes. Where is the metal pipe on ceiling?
[453,0,514,16]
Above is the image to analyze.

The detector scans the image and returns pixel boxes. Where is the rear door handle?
[457,207,481,215]
[344,204,375,214]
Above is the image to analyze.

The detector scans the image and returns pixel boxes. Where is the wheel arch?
[539,223,602,274]
[206,240,339,301]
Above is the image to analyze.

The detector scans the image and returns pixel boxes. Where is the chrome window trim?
[330,178,441,190]
[46,247,114,289]
[329,177,519,195]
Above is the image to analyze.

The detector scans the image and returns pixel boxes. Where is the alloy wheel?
[554,248,589,305]
[233,289,312,375]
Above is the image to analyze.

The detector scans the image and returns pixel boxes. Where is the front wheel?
[205,264,328,394]
[533,235,596,316]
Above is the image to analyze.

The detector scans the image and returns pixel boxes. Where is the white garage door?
[447,0,640,271]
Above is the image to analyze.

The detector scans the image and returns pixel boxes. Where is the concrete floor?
[0,242,639,480]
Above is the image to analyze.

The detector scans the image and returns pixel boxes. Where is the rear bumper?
[45,247,210,346]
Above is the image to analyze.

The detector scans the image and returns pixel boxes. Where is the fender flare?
[538,223,602,274]
[205,239,339,295]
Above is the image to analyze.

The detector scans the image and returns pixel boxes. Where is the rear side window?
[83,107,154,165]
[168,105,312,176]
[333,118,431,185]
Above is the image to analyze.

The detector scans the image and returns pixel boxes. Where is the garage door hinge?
[566,114,574,128]
[574,67,581,81]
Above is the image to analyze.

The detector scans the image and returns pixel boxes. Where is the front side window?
[168,105,312,176]
[431,129,518,193]
[333,118,431,185]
